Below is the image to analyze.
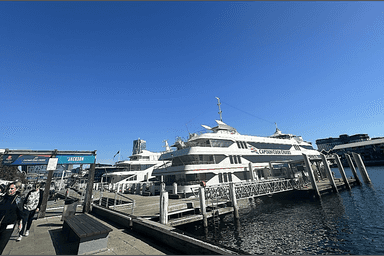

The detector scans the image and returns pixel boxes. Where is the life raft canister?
[200,181,206,187]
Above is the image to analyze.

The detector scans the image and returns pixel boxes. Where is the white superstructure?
[153,119,320,195]
[101,139,166,184]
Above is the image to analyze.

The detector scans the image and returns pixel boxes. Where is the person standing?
[17,183,43,241]
[0,182,22,235]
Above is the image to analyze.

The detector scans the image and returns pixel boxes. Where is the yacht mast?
[215,97,222,121]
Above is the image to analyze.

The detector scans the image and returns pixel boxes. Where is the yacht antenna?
[185,124,191,136]
[215,97,222,121]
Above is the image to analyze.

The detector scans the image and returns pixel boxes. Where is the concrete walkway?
[1,213,179,255]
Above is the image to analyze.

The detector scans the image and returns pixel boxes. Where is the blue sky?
[1,1,383,164]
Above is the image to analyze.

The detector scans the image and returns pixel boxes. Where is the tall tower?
[133,139,146,155]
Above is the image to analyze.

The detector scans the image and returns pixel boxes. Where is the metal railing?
[203,177,311,201]
[94,191,135,215]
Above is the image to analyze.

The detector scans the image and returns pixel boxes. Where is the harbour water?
[181,166,384,255]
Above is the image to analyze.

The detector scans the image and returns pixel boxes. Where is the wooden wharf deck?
[89,176,359,227]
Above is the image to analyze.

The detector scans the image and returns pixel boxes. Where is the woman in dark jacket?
[0,182,22,235]
[17,183,43,241]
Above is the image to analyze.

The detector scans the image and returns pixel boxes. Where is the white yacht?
[152,119,320,195]
[100,139,165,185]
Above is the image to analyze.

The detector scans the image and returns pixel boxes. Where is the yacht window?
[229,156,234,164]
[228,173,233,182]
[164,175,176,185]
[233,171,246,180]
[214,155,226,164]
[198,172,215,181]
[219,173,223,183]
[248,142,292,150]
[233,155,238,164]
[243,142,248,149]
[236,141,241,148]
[224,173,228,182]
[186,174,197,182]
[210,139,234,148]
[237,156,242,164]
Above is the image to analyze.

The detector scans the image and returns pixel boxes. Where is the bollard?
[321,154,338,193]
[160,191,168,225]
[345,154,362,185]
[303,154,321,198]
[229,182,239,219]
[352,153,371,183]
[173,182,177,195]
[334,154,351,190]
[199,186,208,227]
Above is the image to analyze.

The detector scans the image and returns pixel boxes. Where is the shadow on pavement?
[0,227,14,254]
[49,229,78,255]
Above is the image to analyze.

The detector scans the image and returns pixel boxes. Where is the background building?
[316,134,370,152]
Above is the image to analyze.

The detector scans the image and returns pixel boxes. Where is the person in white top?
[17,183,43,241]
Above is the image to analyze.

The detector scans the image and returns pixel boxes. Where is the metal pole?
[303,154,321,198]
[345,154,362,185]
[321,154,338,193]
[352,153,371,183]
[199,186,207,227]
[334,154,351,190]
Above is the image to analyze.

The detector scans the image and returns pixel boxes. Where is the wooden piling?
[333,154,351,190]
[114,191,117,207]
[248,162,256,181]
[160,191,168,225]
[161,182,166,192]
[229,182,239,219]
[345,154,362,185]
[352,152,371,183]
[303,154,321,198]
[199,186,208,227]
[321,154,338,193]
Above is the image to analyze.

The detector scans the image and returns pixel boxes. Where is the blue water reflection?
[181,167,384,255]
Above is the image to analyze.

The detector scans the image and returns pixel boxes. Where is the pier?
[1,152,371,255]
[89,153,369,230]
